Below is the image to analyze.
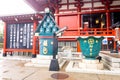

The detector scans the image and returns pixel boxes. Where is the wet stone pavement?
[0,59,120,80]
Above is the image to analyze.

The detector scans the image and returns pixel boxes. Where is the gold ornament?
[90,53,92,56]
[51,41,53,45]
[43,40,48,46]
[84,40,87,43]
[88,38,94,44]
[88,38,94,57]
[96,40,98,43]
[43,47,48,54]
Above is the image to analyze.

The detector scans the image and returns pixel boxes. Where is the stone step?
[101,53,120,70]
[79,62,103,70]
[82,59,99,64]
[104,62,120,71]
[100,53,120,62]
[102,58,120,68]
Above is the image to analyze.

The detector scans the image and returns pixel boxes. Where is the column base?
[49,59,60,71]
[3,53,7,57]
[32,54,36,58]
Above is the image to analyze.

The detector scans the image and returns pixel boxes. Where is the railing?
[63,28,115,37]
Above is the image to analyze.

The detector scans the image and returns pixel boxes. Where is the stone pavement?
[0,59,120,80]
[0,49,120,80]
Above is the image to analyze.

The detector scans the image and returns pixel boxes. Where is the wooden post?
[113,40,117,51]
[77,41,81,52]
[32,20,38,58]
[77,2,82,51]
[106,11,110,35]
[55,7,59,25]
[3,22,7,57]
[77,13,81,35]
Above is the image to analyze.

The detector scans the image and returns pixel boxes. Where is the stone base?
[49,59,60,71]
[82,59,99,64]
[79,59,103,70]
[65,61,120,75]
[100,53,120,71]
[36,55,53,60]
[25,55,66,69]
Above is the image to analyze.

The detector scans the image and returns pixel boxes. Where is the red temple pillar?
[55,8,59,25]
[3,22,7,57]
[77,14,81,35]
[106,11,110,33]
[32,20,38,58]
[77,5,82,52]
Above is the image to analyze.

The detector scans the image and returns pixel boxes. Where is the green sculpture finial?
[45,8,50,13]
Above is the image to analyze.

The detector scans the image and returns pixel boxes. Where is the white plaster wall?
[81,9,92,12]
[69,4,76,9]
[59,5,67,10]
[60,0,67,3]
[81,3,92,8]
[94,2,104,7]
[111,1,120,6]
[110,1,120,10]
[69,0,77,3]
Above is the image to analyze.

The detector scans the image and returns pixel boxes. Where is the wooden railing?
[79,28,115,36]
[63,28,115,37]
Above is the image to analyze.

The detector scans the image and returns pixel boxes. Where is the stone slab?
[100,53,120,62]
[78,61,103,70]
[104,62,120,71]
[65,61,120,75]
[101,53,120,69]
[36,55,53,60]
[103,58,120,68]
[25,60,66,69]
[32,59,51,64]
[82,59,99,64]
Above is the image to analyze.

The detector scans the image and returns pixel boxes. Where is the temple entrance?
[82,13,106,29]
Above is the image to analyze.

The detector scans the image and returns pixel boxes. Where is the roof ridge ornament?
[45,7,50,13]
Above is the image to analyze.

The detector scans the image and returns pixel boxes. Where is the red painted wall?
[59,15,78,30]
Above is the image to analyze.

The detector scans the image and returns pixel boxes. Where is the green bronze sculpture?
[77,36,104,59]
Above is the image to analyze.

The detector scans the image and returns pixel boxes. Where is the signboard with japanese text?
[6,23,34,49]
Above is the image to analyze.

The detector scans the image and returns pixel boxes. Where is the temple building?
[0,0,120,56]
[0,0,120,79]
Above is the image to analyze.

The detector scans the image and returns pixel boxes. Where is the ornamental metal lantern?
[35,8,67,71]
[35,8,59,56]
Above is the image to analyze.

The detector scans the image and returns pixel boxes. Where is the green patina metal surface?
[35,10,59,56]
[36,13,59,36]
[40,38,58,55]
[77,36,104,59]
